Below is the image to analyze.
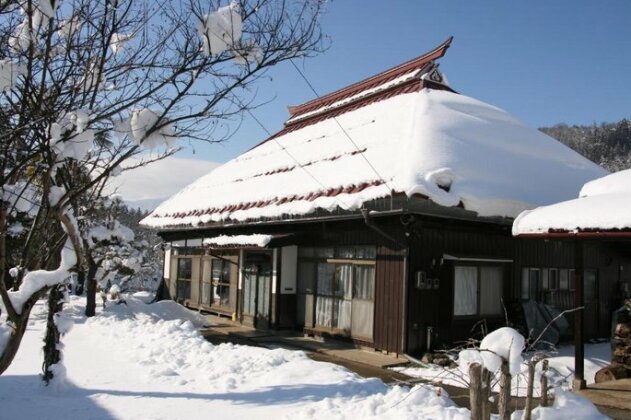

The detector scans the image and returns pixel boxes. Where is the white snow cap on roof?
[513,169,631,235]
[142,89,605,229]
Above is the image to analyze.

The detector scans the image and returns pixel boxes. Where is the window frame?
[176,257,192,300]
[210,258,232,308]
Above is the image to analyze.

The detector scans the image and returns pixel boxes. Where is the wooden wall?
[373,246,406,355]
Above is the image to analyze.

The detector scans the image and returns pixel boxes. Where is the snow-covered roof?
[513,169,631,236]
[142,41,606,230]
[203,234,272,248]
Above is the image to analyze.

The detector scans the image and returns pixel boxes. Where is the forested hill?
[540,118,631,172]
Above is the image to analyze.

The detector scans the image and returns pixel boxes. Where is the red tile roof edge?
[286,37,453,119]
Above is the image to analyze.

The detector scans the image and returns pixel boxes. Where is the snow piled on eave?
[513,169,631,235]
[142,89,606,229]
[203,234,272,248]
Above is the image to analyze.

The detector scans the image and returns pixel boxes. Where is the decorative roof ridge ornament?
[286,36,454,119]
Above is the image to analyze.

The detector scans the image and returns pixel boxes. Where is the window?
[454,265,503,317]
[211,259,231,307]
[298,246,376,339]
[176,258,192,299]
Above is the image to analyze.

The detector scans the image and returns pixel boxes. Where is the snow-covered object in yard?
[0,59,25,92]
[197,2,243,57]
[511,389,607,420]
[457,327,525,376]
[142,81,604,228]
[479,327,525,375]
[513,168,631,235]
[203,234,272,248]
[397,341,611,398]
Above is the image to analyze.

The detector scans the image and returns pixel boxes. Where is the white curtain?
[454,266,477,316]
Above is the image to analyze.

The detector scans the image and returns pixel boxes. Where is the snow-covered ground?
[394,342,611,398]
[0,295,607,419]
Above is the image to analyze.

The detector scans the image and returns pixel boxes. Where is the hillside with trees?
[540,118,631,172]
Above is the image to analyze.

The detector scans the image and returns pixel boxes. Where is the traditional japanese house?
[142,38,614,356]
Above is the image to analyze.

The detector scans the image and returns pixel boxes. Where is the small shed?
[513,169,631,388]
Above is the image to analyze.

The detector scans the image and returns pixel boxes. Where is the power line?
[240,102,355,212]
[289,59,394,195]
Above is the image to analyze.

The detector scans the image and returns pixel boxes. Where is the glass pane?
[297,262,316,294]
[177,280,191,299]
[178,258,192,279]
[336,299,352,331]
[480,266,503,315]
[521,268,530,299]
[549,269,558,290]
[316,296,333,327]
[560,269,569,290]
[334,264,353,298]
[317,263,334,295]
[584,270,597,301]
[454,266,477,316]
[218,285,230,306]
[529,269,540,298]
[202,282,212,305]
[569,269,576,290]
[298,247,314,258]
[351,300,374,339]
[211,259,222,282]
[315,247,334,258]
[542,269,549,290]
[221,261,230,282]
[353,265,375,300]
[336,247,355,259]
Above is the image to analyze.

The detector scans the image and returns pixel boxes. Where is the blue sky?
[183,0,631,164]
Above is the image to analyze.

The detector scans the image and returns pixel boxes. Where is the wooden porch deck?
[577,379,631,419]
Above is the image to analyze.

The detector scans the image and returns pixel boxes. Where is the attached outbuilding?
[142,38,617,355]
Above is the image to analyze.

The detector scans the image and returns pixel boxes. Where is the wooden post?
[482,367,492,420]
[498,359,511,420]
[469,363,483,420]
[540,359,549,407]
[573,239,586,390]
[524,360,535,420]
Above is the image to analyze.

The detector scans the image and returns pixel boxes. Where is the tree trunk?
[85,257,97,317]
[43,285,64,383]
[75,268,85,296]
[0,290,45,375]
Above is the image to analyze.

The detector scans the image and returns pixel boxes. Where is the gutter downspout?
[361,208,406,249]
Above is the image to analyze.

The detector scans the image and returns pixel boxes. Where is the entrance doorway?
[242,251,272,329]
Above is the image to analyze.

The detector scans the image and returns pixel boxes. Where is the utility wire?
[239,101,355,211]
[289,59,394,195]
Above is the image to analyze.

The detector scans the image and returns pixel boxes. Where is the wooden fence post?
[469,363,483,420]
[498,359,511,420]
[524,360,536,420]
[540,359,549,407]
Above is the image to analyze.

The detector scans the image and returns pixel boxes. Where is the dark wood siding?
[374,246,406,354]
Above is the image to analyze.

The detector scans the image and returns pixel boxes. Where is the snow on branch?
[8,237,76,314]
